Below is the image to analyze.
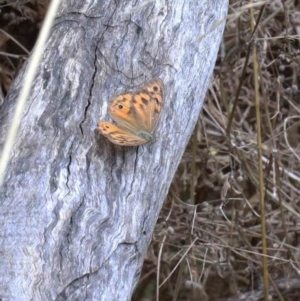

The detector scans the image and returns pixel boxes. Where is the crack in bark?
[79,4,118,135]
[65,142,73,190]
[55,271,92,301]
[79,50,96,136]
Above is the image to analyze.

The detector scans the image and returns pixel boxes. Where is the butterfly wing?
[109,78,164,134]
[108,93,141,133]
[141,78,164,131]
[98,121,149,146]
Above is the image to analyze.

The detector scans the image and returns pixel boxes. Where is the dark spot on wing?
[141,97,148,105]
[153,86,159,92]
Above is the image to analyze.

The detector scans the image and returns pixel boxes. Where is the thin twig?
[250,3,269,300]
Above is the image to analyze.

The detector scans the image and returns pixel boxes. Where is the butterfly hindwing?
[98,121,149,146]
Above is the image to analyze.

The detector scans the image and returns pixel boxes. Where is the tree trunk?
[0,1,228,300]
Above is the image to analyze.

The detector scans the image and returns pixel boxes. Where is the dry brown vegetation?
[136,1,300,301]
[0,1,300,301]
[0,0,48,103]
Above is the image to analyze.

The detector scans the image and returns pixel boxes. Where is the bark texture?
[0,1,228,300]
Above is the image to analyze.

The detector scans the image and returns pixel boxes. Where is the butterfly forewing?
[109,94,142,133]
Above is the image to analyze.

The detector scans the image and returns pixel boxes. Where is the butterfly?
[98,78,164,146]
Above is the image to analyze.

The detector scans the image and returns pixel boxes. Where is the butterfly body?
[98,78,164,146]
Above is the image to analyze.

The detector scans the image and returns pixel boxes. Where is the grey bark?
[0,1,228,300]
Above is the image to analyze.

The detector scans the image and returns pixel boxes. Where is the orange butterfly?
[98,78,164,146]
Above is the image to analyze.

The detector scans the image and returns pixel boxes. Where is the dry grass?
[0,1,300,300]
[135,1,300,301]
